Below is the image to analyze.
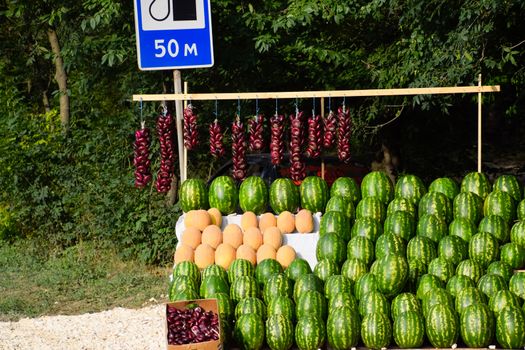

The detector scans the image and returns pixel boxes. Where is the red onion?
[248,114,265,151]
[289,111,306,182]
[305,113,323,159]
[156,113,175,193]
[183,104,199,150]
[209,119,225,158]
[323,110,337,149]
[167,305,220,345]
[270,114,285,165]
[232,117,247,181]
[337,106,352,163]
[133,124,152,188]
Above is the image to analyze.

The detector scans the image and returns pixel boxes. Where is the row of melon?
[174,209,317,270]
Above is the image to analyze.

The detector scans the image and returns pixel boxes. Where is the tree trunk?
[47,28,69,133]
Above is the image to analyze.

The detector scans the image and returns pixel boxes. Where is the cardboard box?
[166,299,222,350]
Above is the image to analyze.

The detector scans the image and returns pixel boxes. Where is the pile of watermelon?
[173,171,525,350]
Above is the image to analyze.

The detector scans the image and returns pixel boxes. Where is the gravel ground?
[0,304,166,350]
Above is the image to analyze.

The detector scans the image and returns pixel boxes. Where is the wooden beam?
[133,85,501,102]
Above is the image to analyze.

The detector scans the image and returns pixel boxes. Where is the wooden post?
[478,74,482,173]
[174,70,185,183]
[183,81,188,181]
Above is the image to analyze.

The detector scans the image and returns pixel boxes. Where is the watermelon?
[179,178,208,212]
[387,197,417,218]
[395,174,427,205]
[375,233,406,259]
[347,236,375,266]
[393,311,425,348]
[417,213,447,243]
[319,211,351,241]
[356,196,386,222]
[509,272,525,301]
[172,261,200,285]
[359,290,390,318]
[295,316,326,350]
[456,259,484,283]
[329,292,358,313]
[371,254,408,298]
[484,190,516,223]
[300,176,329,213]
[418,191,452,223]
[234,313,265,350]
[270,178,300,214]
[341,258,368,283]
[200,275,229,298]
[231,276,259,303]
[239,176,268,215]
[208,175,238,215]
[361,312,392,350]
[427,257,455,283]
[469,232,500,268]
[293,273,323,302]
[479,214,510,243]
[406,236,437,265]
[391,293,422,319]
[255,258,283,289]
[325,195,355,220]
[383,210,415,241]
[169,289,199,301]
[438,234,468,266]
[351,217,383,242]
[214,292,234,320]
[169,275,197,298]
[263,273,293,302]
[330,176,361,204]
[422,288,454,318]
[489,290,522,315]
[425,304,459,348]
[228,259,255,284]
[267,295,295,321]
[324,275,353,300]
[296,290,327,320]
[500,242,525,269]
[449,217,476,242]
[455,286,486,315]
[487,260,514,283]
[235,297,266,320]
[266,314,294,350]
[460,303,495,348]
[510,220,525,248]
[493,174,522,202]
[316,232,346,266]
[406,259,428,293]
[416,274,443,300]
[446,275,475,298]
[327,306,361,349]
[220,317,233,345]
[477,273,508,300]
[313,258,339,281]
[361,171,394,205]
[453,191,484,224]
[518,200,525,221]
[355,272,379,301]
[201,264,229,282]
[461,171,492,200]
[284,258,312,282]
[496,306,525,349]
[428,177,459,201]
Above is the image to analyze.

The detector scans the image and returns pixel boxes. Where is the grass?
[0,239,172,322]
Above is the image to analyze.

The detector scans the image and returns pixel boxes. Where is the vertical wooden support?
[478,74,482,173]
[183,81,189,182]
[174,70,185,183]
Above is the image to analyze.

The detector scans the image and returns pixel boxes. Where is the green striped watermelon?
[355,273,379,301]
[330,177,361,204]
[234,313,265,350]
[228,259,255,284]
[406,259,428,293]
[418,191,452,223]
[199,275,229,298]
[324,275,353,300]
[477,273,508,300]
[295,316,326,350]
[428,177,459,201]
[479,214,510,243]
[351,217,383,242]
[269,178,300,214]
[455,286,486,315]
[239,176,268,214]
[493,174,522,202]
[266,314,294,350]
[391,293,422,319]
[284,258,312,282]
[518,200,525,221]
[267,295,295,321]
[449,217,476,242]
[293,273,323,302]
[461,171,492,200]
[469,232,500,268]
[425,304,459,348]
[313,258,339,281]
[325,195,356,220]
[296,290,327,320]
[393,311,425,348]
[327,306,361,349]
[356,196,386,222]
[456,259,484,283]
[230,276,259,303]
[361,171,394,205]
[263,273,293,302]
[341,258,368,283]
[347,236,375,266]
[416,274,443,300]
[255,258,283,289]
[172,261,200,285]
[361,312,392,350]
[438,234,468,266]
[427,257,455,283]
[300,176,329,213]
[208,175,238,215]
[201,264,229,282]
[316,232,346,266]
[319,211,351,241]
[446,275,475,298]
[509,272,525,300]
[168,288,199,302]
[359,290,390,318]
[371,254,408,298]
[510,220,525,248]
[387,197,417,218]
[179,178,208,212]
[487,260,514,283]
[235,297,266,320]
[329,292,358,313]
[453,191,484,224]
[500,242,525,269]
[169,276,197,298]
[383,210,415,241]
[422,288,454,318]
[460,303,495,347]
[406,236,437,265]
[489,290,522,315]
[417,213,447,243]
[484,190,516,223]
[375,233,406,259]
[496,306,525,349]
[395,174,427,205]
[213,292,234,320]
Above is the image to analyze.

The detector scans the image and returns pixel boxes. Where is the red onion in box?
[209,119,225,158]
[155,112,175,193]
[270,113,285,165]
[289,111,306,182]
[305,113,323,159]
[183,104,199,150]
[323,110,337,149]
[133,123,152,188]
[337,106,352,163]
[232,117,247,181]
[248,114,265,151]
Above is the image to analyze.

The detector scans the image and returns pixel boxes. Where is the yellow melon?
[276,245,296,268]
[201,225,222,249]
[257,244,277,264]
[295,209,314,233]
[194,243,215,269]
[223,224,243,249]
[215,243,236,270]
[259,212,277,232]
[243,227,263,250]
[207,207,222,227]
[277,211,295,234]
[241,211,258,231]
[174,244,194,264]
[236,244,256,266]
[184,209,211,231]
[181,227,202,249]
[263,226,283,250]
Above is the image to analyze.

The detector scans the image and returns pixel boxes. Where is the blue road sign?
[133,0,214,70]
